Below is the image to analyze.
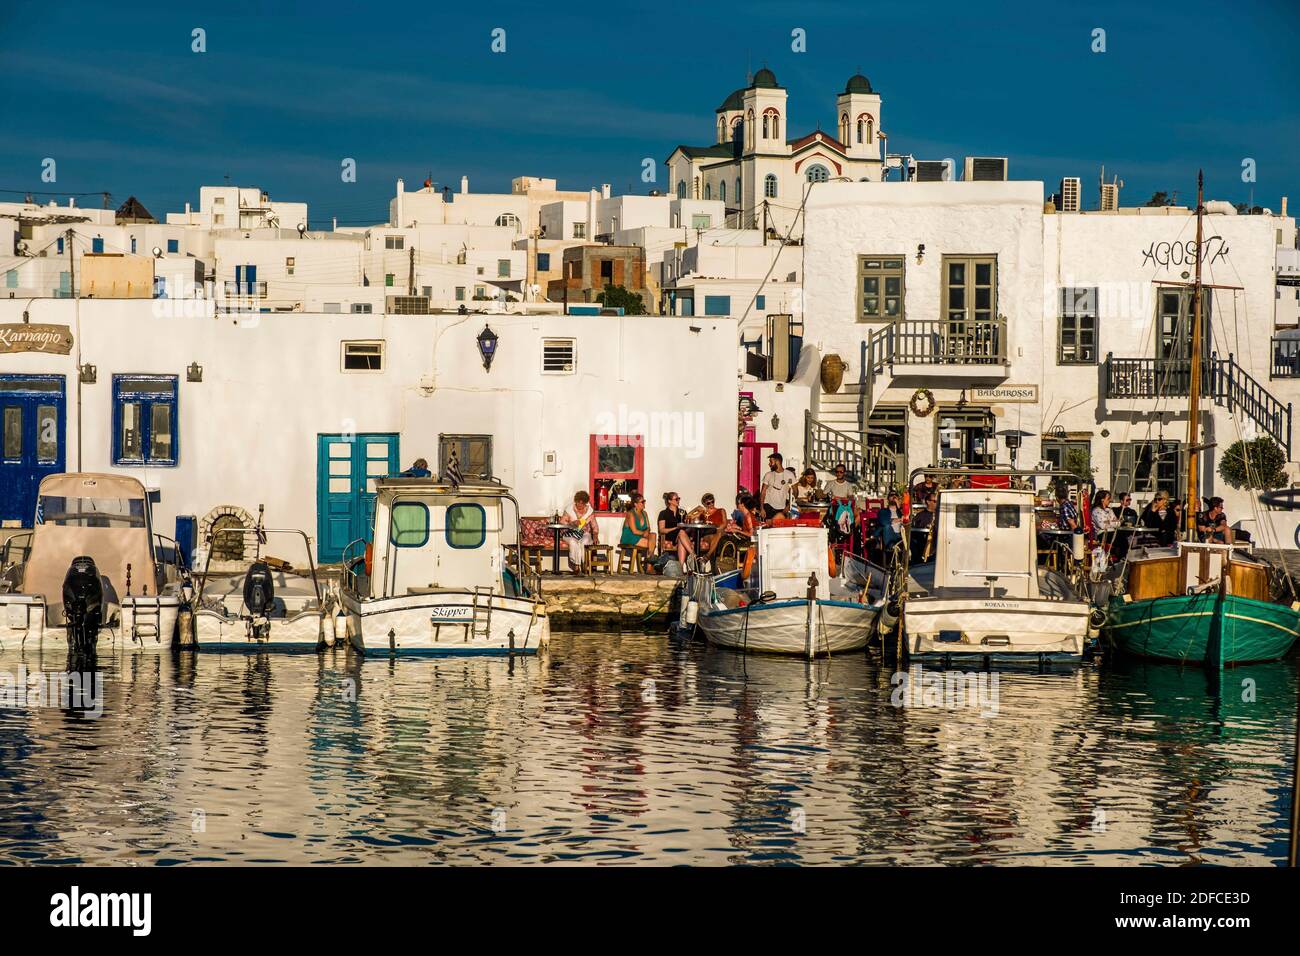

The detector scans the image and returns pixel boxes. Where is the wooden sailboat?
[1104,172,1300,666]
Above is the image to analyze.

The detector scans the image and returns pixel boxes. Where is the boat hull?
[340,590,549,656]
[1105,591,1300,665]
[698,599,877,655]
[907,596,1089,662]
[0,594,181,652]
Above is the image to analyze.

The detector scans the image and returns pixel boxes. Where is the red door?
[738,438,777,497]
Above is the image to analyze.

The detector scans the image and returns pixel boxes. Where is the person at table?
[1140,491,1171,546]
[793,468,821,506]
[620,493,656,562]
[909,473,937,505]
[908,492,937,563]
[874,491,904,558]
[400,457,431,478]
[1197,496,1247,544]
[825,464,854,501]
[1113,492,1138,527]
[685,492,729,558]
[658,491,695,563]
[759,453,794,519]
[560,490,600,573]
[1056,486,1079,533]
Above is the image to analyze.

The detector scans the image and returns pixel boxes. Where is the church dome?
[716,88,744,112]
[843,73,874,94]
[751,67,779,89]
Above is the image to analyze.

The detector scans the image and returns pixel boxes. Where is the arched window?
[762,114,769,139]
[856,114,874,147]
[839,112,849,143]
[764,174,778,198]
[718,118,726,142]
[719,180,726,203]
[705,183,712,200]
[495,213,520,229]
[856,119,864,144]
[746,110,754,148]
[676,180,686,199]
[805,164,829,183]
[735,178,741,206]
[763,108,780,141]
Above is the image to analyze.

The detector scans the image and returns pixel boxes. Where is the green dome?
[843,73,874,94]
[751,67,779,89]
[716,88,744,112]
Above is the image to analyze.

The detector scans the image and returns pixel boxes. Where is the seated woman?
[620,494,656,562]
[1090,488,1126,561]
[793,468,821,506]
[658,491,693,564]
[684,493,729,558]
[561,490,599,573]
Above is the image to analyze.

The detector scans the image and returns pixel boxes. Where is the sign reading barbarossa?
[0,323,74,354]
[969,384,1038,403]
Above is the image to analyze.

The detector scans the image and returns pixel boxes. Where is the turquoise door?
[0,375,66,524]
[316,433,400,563]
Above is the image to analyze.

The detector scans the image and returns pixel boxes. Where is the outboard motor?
[242,561,275,640]
[63,555,104,654]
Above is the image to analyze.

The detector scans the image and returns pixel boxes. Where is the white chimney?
[460,176,469,194]
[601,183,611,199]
[69,197,76,208]
[396,178,405,226]
[1282,196,1289,218]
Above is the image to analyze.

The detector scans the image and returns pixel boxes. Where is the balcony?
[1271,336,1300,378]
[889,317,1008,366]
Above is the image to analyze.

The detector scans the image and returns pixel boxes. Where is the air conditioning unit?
[913,160,952,182]
[964,157,1009,181]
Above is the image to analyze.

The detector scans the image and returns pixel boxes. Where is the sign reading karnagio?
[0,323,74,354]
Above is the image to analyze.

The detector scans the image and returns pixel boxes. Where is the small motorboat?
[0,473,184,651]
[904,477,1091,664]
[189,507,336,651]
[683,524,884,657]
[338,477,549,656]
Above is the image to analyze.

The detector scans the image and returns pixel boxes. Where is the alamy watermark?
[889,664,999,718]
[593,404,705,460]
[0,666,104,717]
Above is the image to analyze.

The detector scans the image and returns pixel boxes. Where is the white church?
[665,68,884,237]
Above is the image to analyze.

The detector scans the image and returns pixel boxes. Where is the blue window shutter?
[167,239,179,253]
[755,295,766,310]
[92,237,104,253]
[537,253,550,271]
[130,237,137,253]
[57,238,63,254]
[704,295,731,316]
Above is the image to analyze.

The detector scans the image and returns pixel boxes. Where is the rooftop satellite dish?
[152,246,163,258]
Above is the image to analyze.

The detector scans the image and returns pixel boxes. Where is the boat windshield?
[38,495,147,528]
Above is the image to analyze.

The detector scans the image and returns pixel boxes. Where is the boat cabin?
[934,487,1039,599]
[756,526,831,601]
[1125,541,1269,602]
[358,477,523,599]
[13,473,162,619]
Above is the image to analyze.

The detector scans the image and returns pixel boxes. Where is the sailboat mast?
[1184,170,1205,540]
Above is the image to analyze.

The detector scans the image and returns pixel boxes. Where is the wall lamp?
[79,363,97,384]
[187,362,203,382]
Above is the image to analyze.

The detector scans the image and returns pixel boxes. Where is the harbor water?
[0,632,1295,865]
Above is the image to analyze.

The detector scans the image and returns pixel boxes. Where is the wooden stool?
[521,546,545,573]
[585,544,612,575]
[616,546,644,574]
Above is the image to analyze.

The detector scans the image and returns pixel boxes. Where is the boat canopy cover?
[757,526,830,601]
[21,474,157,619]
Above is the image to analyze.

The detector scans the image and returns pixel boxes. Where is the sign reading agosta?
[0,323,74,354]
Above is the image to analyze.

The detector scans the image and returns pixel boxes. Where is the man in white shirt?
[759,452,794,519]
[824,464,853,500]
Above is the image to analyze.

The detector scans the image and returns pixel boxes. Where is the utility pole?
[762,201,768,246]
[1185,170,1205,540]
[66,227,76,298]
[408,244,415,296]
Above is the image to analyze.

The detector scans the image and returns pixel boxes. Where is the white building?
[666,69,885,238]
[0,299,738,556]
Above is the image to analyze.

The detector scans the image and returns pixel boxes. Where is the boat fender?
[1070,530,1085,562]
[877,601,900,634]
[364,542,373,576]
[1088,608,1107,637]
[684,600,699,625]
[827,547,838,577]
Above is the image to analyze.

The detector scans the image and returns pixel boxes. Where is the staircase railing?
[859,324,895,429]
[1103,352,1292,457]
[804,411,900,496]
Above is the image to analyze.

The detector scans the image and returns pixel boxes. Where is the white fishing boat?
[188,509,337,651]
[905,474,1092,664]
[338,477,549,656]
[684,524,884,657]
[0,473,184,652]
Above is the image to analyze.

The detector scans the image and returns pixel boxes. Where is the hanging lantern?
[476,324,499,371]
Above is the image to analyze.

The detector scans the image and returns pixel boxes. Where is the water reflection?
[0,635,1293,865]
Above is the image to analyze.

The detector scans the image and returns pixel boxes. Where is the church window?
[764,174,778,198]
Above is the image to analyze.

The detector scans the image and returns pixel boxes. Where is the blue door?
[316,433,399,563]
[0,375,67,524]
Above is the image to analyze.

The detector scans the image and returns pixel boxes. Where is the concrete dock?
[539,574,679,630]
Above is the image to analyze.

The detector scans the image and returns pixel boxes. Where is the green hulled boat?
[1106,585,1300,666]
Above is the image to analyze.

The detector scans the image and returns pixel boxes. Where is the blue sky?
[1,0,1297,224]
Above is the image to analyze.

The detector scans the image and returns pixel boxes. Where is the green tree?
[1144,191,1175,207]
[1218,436,1288,490]
[595,285,647,315]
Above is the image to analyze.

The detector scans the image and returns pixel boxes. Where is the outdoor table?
[681,522,716,557]
[546,522,569,574]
